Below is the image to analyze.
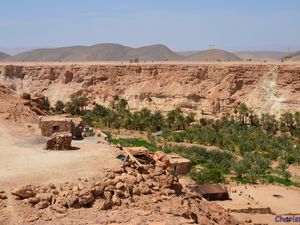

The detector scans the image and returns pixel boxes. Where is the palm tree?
[278,159,291,180]
[246,108,259,127]
[137,107,152,131]
[149,111,166,132]
[294,112,300,128]
[167,107,185,130]
[261,113,278,134]
[92,103,109,117]
[237,103,249,125]
[117,98,129,113]
[44,97,51,111]
[280,112,294,131]
[55,100,65,113]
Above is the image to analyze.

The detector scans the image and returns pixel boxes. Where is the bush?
[234,153,270,182]
[44,97,51,111]
[190,168,225,184]
[55,100,65,113]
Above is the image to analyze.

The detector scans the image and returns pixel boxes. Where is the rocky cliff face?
[0,63,300,116]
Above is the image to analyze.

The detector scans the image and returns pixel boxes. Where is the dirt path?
[0,120,121,224]
[0,122,120,189]
[216,184,300,225]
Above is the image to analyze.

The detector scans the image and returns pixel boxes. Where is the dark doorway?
[52,125,60,133]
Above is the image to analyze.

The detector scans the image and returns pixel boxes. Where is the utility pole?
[209,44,215,62]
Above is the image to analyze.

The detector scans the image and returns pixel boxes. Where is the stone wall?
[39,120,72,137]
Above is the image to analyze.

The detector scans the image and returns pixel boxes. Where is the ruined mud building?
[39,116,84,140]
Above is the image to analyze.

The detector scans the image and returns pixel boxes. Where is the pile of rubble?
[0,190,8,224]
[44,132,72,150]
[10,151,238,224]
[0,190,7,202]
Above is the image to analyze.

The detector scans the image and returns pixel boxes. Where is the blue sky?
[0,0,299,52]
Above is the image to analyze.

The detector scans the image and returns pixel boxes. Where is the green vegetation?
[54,100,65,114]
[233,153,270,183]
[65,97,88,115]
[163,145,234,184]
[44,97,51,111]
[45,98,300,186]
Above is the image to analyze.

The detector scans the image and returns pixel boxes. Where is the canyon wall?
[0,63,300,116]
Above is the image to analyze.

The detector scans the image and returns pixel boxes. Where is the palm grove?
[47,97,300,186]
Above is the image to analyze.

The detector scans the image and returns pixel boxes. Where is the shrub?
[55,100,65,113]
[190,167,225,184]
[234,153,270,182]
[44,97,51,111]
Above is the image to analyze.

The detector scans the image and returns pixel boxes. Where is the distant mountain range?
[3,44,183,62]
[0,43,299,62]
[2,43,239,62]
[234,51,289,61]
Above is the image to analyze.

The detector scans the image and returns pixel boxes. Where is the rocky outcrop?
[0,63,300,116]
[0,85,48,125]
[45,132,72,150]
[0,190,7,200]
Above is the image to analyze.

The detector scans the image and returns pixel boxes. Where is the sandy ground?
[0,122,120,190]
[288,165,300,183]
[216,184,300,225]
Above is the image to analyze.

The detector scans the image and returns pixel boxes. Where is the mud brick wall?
[40,120,72,137]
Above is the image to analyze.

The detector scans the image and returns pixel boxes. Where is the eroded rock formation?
[0,63,300,116]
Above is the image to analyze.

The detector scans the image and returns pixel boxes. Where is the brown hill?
[0,52,10,60]
[185,49,241,61]
[235,51,288,61]
[176,50,198,56]
[6,43,183,62]
[126,44,183,61]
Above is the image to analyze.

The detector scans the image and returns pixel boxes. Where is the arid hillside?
[4,44,183,62]
[186,49,241,61]
[235,51,288,61]
[289,51,300,61]
[0,52,10,60]
[1,62,300,116]
[2,43,243,62]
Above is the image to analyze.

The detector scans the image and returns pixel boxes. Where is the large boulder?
[45,132,72,150]
[0,190,7,200]
[11,185,36,199]
[78,188,94,206]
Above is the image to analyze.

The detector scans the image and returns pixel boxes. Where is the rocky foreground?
[0,151,239,225]
[1,62,300,116]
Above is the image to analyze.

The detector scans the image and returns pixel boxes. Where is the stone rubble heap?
[0,190,7,200]
[10,151,238,224]
[44,132,72,150]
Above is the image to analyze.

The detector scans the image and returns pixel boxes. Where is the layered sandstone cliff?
[0,62,300,116]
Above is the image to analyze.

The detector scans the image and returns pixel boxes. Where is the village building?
[187,184,229,201]
[167,153,192,175]
[39,115,84,140]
